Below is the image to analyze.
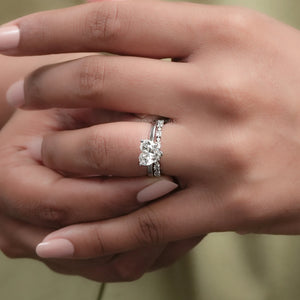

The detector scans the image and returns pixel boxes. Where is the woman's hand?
[2,1,300,259]
[0,50,181,280]
[0,10,201,281]
[0,105,198,281]
[0,51,192,281]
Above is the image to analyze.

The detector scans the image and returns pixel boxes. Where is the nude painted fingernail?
[6,79,25,107]
[137,180,178,203]
[0,25,20,51]
[36,239,75,258]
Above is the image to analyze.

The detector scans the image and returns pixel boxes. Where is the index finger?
[0,1,209,58]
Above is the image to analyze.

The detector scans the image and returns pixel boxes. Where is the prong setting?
[139,120,165,176]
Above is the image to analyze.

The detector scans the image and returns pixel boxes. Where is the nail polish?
[0,25,20,51]
[36,239,75,258]
[6,79,25,107]
[137,180,178,203]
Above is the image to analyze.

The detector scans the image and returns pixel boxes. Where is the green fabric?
[0,252,101,300]
[0,0,81,24]
[1,0,300,299]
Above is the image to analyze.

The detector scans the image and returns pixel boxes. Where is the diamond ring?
[139,120,165,177]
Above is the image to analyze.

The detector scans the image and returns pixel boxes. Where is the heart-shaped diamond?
[139,139,162,166]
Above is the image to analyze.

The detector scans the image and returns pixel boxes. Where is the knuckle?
[76,57,106,100]
[90,226,106,256]
[134,208,163,247]
[35,202,67,228]
[45,263,68,275]
[211,74,251,118]
[113,262,144,282]
[224,186,255,228]
[182,70,250,120]
[224,8,254,32]
[19,16,49,53]
[83,2,122,44]
[219,130,251,172]
[1,244,26,259]
[86,128,110,174]
[210,7,256,43]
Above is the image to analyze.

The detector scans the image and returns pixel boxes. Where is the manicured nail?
[36,239,75,258]
[6,79,25,107]
[137,180,178,203]
[0,25,20,51]
[27,137,42,161]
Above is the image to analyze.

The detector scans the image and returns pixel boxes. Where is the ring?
[139,120,165,177]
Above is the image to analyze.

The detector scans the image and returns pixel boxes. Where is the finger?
[39,121,188,177]
[90,246,165,282]
[8,55,183,117]
[0,1,207,57]
[149,236,205,271]
[45,246,165,282]
[1,110,176,229]
[0,213,51,259]
[3,160,177,228]
[35,188,228,258]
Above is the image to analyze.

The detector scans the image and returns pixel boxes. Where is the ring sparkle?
[139,120,165,177]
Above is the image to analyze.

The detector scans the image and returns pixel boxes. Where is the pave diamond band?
[139,120,165,177]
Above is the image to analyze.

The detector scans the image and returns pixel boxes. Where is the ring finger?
[39,121,188,177]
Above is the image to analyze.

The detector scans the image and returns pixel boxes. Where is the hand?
[0,105,199,281]
[3,1,300,258]
[0,17,200,281]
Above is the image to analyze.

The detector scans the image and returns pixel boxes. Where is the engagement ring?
[139,120,165,177]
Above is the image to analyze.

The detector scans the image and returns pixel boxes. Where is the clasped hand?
[1,0,300,282]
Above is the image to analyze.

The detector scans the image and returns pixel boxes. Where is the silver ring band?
[139,120,165,177]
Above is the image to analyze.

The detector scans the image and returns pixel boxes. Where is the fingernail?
[27,137,42,162]
[6,79,25,107]
[0,25,20,51]
[36,239,75,258]
[137,180,178,203]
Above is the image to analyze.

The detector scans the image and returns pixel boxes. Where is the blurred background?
[1,0,300,29]
[0,0,81,23]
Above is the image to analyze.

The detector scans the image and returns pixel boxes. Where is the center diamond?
[139,139,162,166]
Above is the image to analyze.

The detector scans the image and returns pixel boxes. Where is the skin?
[0,54,200,282]
[0,102,202,281]
[0,54,85,128]
[3,0,300,280]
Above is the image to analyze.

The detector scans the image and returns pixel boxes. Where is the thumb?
[35,188,223,259]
